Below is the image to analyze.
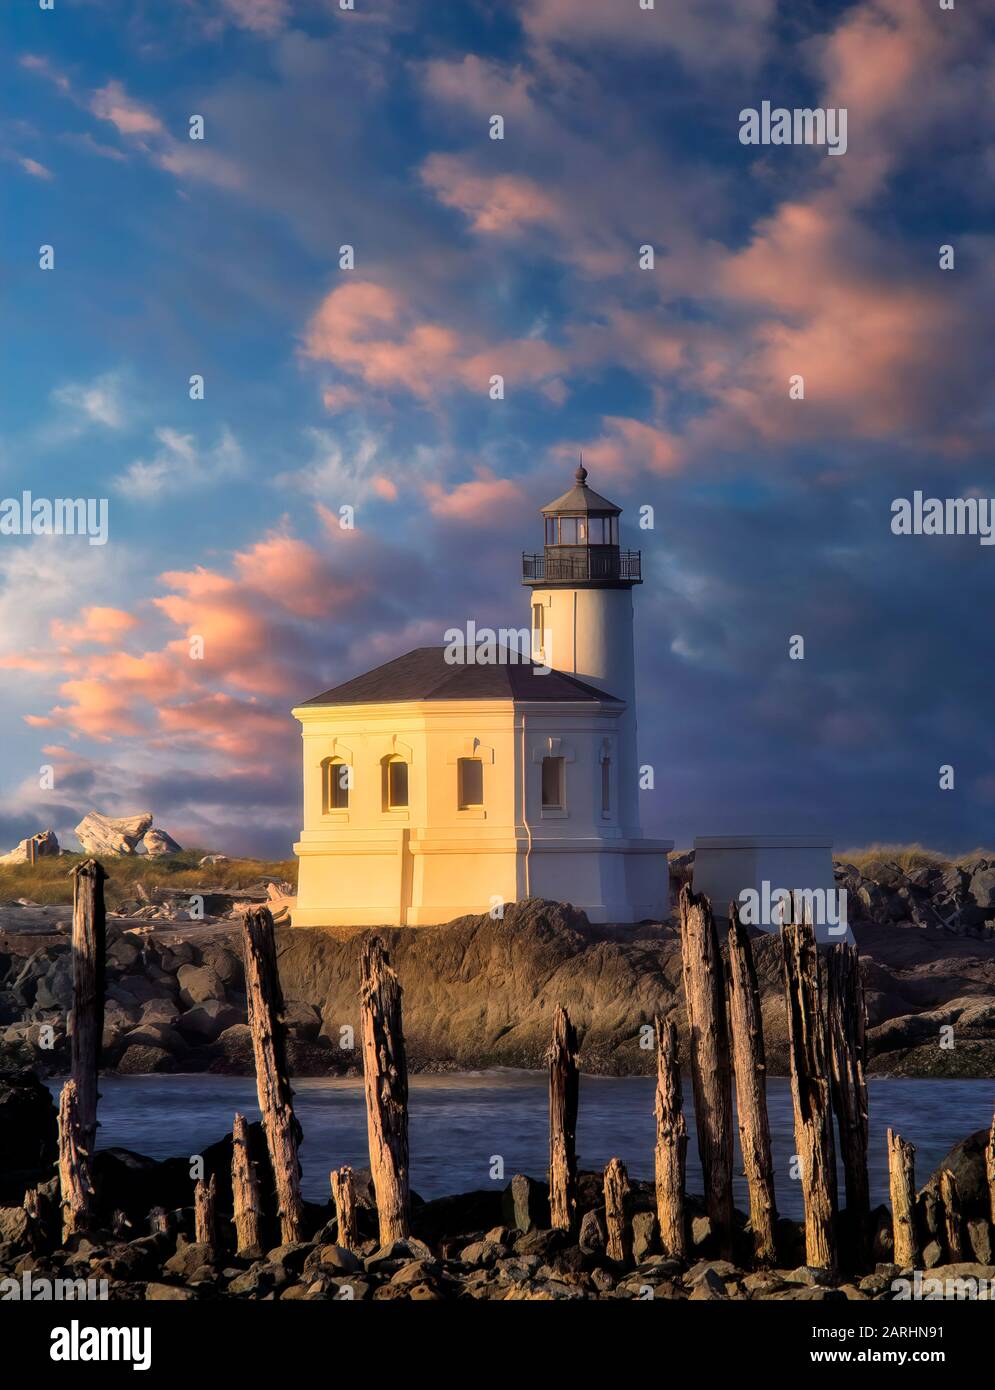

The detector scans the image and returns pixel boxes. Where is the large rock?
[75,811,153,856]
[0,829,60,865]
[140,828,183,856]
[176,1000,241,1041]
[177,964,226,1007]
[0,1070,58,1172]
[921,1129,992,1219]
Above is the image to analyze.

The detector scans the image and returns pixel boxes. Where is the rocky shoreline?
[2,874,994,1080]
[2,1071,992,1302]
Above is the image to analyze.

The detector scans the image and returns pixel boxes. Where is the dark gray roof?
[301,647,621,706]
[540,464,621,516]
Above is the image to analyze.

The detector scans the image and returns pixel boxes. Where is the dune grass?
[0,849,297,909]
[836,843,993,875]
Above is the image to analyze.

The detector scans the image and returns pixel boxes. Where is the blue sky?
[1,0,993,858]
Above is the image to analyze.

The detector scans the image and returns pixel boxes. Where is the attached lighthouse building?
[292,467,672,927]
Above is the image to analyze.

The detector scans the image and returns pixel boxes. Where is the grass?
[836,843,993,875]
[0,850,298,909]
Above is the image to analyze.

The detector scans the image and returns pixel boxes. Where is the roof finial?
[575,453,588,486]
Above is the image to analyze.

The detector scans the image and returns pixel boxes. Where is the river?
[58,1071,993,1221]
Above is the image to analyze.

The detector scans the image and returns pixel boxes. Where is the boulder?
[0,1070,58,1172]
[75,811,153,856]
[177,964,226,1007]
[502,1173,548,1234]
[0,829,60,865]
[921,1129,992,1219]
[116,1045,174,1074]
[176,1001,242,1041]
[140,828,183,857]
[578,1208,606,1255]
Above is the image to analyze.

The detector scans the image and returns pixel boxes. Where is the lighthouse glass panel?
[457,758,483,809]
[558,517,578,544]
[386,759,408,809]
[541,756,565,809]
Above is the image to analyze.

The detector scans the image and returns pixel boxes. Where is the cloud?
[18,156,53,180]
[90,81,164,138]
[422,468,526,522]
[51,372,128,431]
[220,0,292,35]
[420,154,560,235]
[302,279,565,399]
[115,426,244,500]
[50,607,140,646]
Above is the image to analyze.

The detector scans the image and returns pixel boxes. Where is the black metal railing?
[522,549,642,583]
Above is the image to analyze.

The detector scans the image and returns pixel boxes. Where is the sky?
[1,0,993,859]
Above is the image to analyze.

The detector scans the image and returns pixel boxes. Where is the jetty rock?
[0,829,60,865]
[75,811,153,856]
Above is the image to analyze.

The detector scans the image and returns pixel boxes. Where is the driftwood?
[194,1172,218,1251]
[70,859,107,1154]
[148,1206,171,1235]
[360,936,410,1244]
[887,1129,919,1267]
[654,1015,687,1259]
[781,921,837,1270]
[940,1169,964,1262]
[603,1158,630,1263]
[827,942,870,1267]
[679,886,734,1255]
[231,1112,263,1256]
[331,1166,359,1251]
[58,1079,93,1242]
[726,907,777,1265]
[241,906,303,1244]
[547,1004,579,1231]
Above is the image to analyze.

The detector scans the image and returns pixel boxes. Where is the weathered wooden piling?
[987,1111,995,1226]
[547,1004,579,1232]
[679,886,734,1256]
[827,942,871,1267]
[654,1016,687,1259]
[231,1112,263,1256]
[70,859,107,1154]
[726,906,777,1265]
[781,920,837,1270]
[360,936,410,1244]
[194,1171,218,1251]
[148,1207,171,1236]
[604,1158,630,1263]
[241,906,304,1244]
[58,1079,92,1242]
[886,1128,919,1267]
[331,1166,359,1251]
[940,1169,964,1261]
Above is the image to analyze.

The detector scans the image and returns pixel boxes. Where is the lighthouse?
[291,464,671,928]
[523,464,643,836]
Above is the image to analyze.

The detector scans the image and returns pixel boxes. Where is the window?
[541,756,565,809]
[601,755,611,817]
[544,516,556,544]
[532,601,544,651]
[609,516,619,545]
[383,757,409,810]
[558,516,579,544]
[458,757,483,809]
[322,758,350,812]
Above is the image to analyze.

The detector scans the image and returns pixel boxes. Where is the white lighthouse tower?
[523,464,644,836]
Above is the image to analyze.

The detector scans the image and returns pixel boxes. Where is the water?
[63,1072,994,1220]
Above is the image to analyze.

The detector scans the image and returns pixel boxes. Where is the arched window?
[321,757,350,813]
[382,755,409,810]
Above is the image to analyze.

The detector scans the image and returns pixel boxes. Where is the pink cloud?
[90,81,163,137]
[302,280,565,400]
[220,0,291,35]
[51,607,140,646]
[423,469,526,523]
[421,154,560,235]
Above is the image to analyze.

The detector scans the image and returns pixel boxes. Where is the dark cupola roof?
[540,463,621,516]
